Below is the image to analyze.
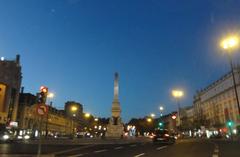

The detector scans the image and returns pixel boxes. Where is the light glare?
[221,36,239,50]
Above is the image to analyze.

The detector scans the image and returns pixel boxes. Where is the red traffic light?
[40,86,48,93]
[171,115,177,120]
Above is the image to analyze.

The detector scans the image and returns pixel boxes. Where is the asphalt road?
[0,139,240,157]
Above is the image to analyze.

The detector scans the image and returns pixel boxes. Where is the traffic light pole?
[37,116,43,157]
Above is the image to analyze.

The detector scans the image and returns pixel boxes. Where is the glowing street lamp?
[47,92,54,98]
[147,118,152,123]
[220,35,240,116]
[94,118,99,122]
[220,36,239,50]
[150,113,155,118]
[85,113,91,118]
[159,106,164,111]
[172,90,184,99]
[71,106,78,112]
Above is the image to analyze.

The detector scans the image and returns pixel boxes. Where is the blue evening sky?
[1,0,240,122]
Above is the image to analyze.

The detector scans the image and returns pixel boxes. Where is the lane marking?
[156,146,167,150]
[134,153,145,157]
[114,146,124,150]
[130,144,137,147]
[53,145,95,155]
[212,144,219,157]
[94,149,107,153]
[68,154,84,157]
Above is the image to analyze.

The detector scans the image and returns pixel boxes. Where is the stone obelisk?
[106,72,124,138]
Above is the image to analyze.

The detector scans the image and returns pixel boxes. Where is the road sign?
[37,104,48,116]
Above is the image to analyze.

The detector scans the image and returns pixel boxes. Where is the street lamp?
[71,106,78,112]
[220,35,240,116]
[150,113,155,118]
[147,118,152,123]
[45,92,54,137]
[47,92,54,99]
[70,105,78,136]
[85,113,91,118]
[172,89,184,129]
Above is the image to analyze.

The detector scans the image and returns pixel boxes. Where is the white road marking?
[114,146,124,150]
[130,144,137,147]
[156,146,167,150]
[53,145,94,155]
[212,144,219,157]
[94,149,107,153]
[68,154,84,157]
[134,153,145,157]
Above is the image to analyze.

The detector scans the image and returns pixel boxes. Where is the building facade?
[0,55,22,125]
[193,67,240,130]
[179,106,194,130]
[18,93,79,136]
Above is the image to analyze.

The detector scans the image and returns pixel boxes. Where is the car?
[0,130,15,143]
[152,129,175,144]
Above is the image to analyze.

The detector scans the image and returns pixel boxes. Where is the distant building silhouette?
[0,55,22,125]
[65,101,83,118]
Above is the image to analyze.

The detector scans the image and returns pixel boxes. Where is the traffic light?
[227,121,234,127]
[159,122,164,128]
[37,86,48,104]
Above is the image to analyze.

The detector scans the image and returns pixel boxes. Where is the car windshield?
[0,1,240,157]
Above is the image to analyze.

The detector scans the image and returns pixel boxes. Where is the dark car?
[152,129,175,144]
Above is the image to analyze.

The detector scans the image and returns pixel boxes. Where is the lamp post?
[220,35,240,117]
[172,89,184,129]
[71,106,78,136]
[45,92,54,137]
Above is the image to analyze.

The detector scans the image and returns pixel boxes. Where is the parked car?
[152,129,175,144]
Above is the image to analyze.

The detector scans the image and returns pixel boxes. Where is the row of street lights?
[148,89,184,122]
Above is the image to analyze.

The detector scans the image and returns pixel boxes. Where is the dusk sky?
[1,0,240,122]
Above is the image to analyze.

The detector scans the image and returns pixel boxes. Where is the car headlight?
[24,135,30,140]
[17,135,23,139]
[3,135,9,140]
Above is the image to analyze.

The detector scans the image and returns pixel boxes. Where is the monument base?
[105,123,124,138]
